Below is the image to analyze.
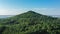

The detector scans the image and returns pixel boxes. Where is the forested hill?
[0,11,60,34]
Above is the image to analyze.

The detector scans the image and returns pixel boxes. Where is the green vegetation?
[0,11,60,34]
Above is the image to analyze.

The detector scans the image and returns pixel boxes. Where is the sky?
[0,0,60,15]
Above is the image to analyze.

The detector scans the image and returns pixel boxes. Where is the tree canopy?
[0,11,60,34]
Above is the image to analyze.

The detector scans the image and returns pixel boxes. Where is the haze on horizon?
[0,0,60,15]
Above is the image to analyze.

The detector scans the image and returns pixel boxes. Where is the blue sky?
[0,0,60,15]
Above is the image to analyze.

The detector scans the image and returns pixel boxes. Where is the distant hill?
[49,15,60,18]
[0,15,14,18]
[0,11,60,34]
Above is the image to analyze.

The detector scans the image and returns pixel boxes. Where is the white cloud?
[0,9,28,15]
[0,8,60,15]
[32,8,60,15]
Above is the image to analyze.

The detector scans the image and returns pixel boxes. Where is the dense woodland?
[0,11,60,34]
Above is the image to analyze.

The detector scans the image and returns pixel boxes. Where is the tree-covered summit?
[0,11,60,34]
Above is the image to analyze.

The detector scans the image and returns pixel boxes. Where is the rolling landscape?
[0,11,60,34]
[0,0,60,34]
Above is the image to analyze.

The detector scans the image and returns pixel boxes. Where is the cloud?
[0,9,28,15]
[0,8,60,15]
[32,8,60,15]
